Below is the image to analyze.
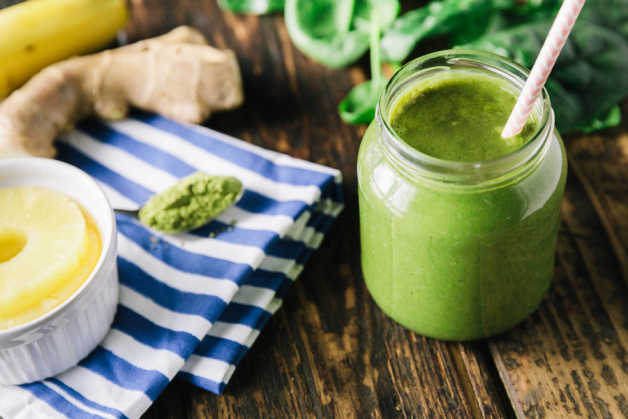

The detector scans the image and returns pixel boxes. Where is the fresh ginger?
[0,26,244,158]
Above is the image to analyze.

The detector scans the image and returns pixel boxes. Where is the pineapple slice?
[0,187,89,324]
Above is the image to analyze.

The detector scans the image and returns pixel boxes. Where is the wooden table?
[128,1,628,417]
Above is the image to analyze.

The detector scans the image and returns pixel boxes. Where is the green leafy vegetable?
[379,0,563,63]
[284,0,367,68]
[380,0,493,63]
[338,80,378,123]
[462,20,628,132]
[580,0,628,37]
[221,0,628,134]
[284,0,398,68]
[574,105,622,133]
[352,0,400,32]
[218,0,285,14]
[339,8,384,123]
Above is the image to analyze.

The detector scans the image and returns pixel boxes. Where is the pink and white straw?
[501,0,586,138]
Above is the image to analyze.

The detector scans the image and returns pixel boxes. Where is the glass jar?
[357,50,567,341]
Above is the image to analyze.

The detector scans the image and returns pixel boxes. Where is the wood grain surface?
[117,1,628,418]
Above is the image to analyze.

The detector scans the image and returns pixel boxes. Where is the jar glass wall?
[357,50,567,341]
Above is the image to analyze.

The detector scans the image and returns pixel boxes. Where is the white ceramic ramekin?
[0,157,118,385]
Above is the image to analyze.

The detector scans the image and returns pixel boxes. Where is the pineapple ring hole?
[0,230,27,263]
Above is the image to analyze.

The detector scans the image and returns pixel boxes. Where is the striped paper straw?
[501,0,586,138]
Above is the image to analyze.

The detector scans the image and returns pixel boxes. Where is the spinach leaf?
[380,0,562,63]
[462,20,628,132]
[285,0,399,68]
[218,0,284,14]
[580,0,628,37]
[451,0,562,44]
[339,8,384,123]
[339,81,379,123]
[573,105,621,133]
[353,0,400,32]
[380,0,497,63]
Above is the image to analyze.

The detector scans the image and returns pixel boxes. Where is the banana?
[0,0,127,99]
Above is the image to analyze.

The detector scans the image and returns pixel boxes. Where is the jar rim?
[377,49,554,185]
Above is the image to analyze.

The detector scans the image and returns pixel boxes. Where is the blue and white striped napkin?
[0,112,343,419]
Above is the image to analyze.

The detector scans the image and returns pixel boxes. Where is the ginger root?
[0,26,244,158]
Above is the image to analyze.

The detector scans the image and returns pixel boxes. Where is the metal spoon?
[113,208,140,218]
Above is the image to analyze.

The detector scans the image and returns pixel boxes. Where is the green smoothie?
[358,61,567,340]
[389,71,537,162]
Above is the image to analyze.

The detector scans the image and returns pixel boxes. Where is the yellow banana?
[0,0,128,99]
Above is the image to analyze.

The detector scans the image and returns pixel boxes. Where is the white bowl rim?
[0,157,117,337]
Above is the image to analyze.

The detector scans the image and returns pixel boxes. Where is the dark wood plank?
[132,1,511,417]
[566,106,628,282]
[456,342,516,419]
[488,154,628,418]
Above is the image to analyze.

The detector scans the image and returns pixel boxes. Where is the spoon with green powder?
[115,172,243,234]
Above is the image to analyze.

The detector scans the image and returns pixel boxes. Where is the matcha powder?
[139,172,243,234]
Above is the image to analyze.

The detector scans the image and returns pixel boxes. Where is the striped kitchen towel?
[0,112,343,419]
